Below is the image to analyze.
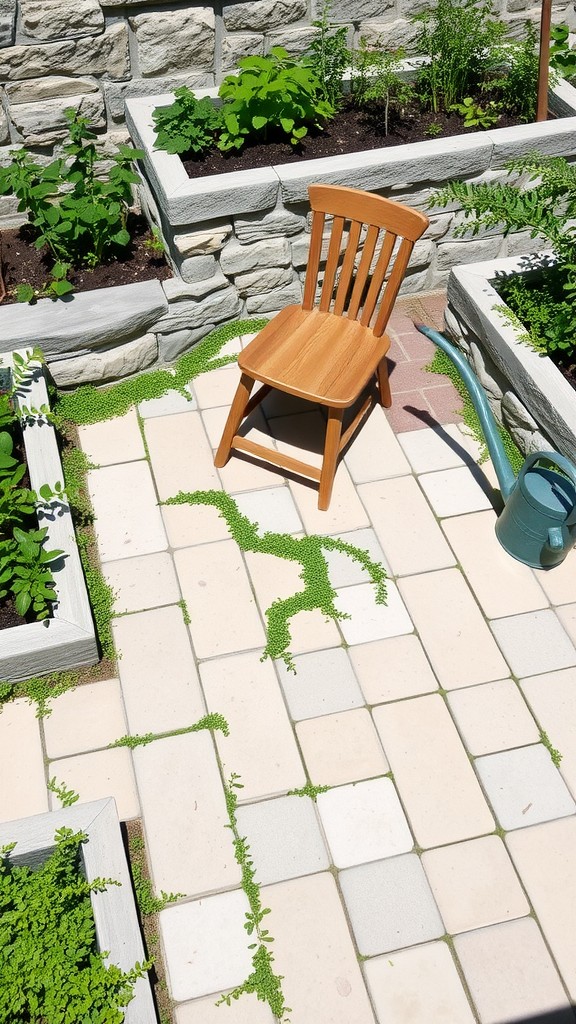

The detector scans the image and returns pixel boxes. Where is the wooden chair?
[215,184,429,509]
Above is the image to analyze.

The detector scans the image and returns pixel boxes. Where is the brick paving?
[2,292,576,1023]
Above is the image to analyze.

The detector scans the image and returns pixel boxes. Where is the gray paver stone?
[235,795,330,885]
[475,744,576,830]
[275,647,364,720]
[490,610,576,678]
[233,486,302,534]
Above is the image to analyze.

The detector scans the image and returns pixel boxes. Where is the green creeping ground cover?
[163,490,388,670]
[0,828,150,1024]
[425,347,524,475]
[54,319,269,426]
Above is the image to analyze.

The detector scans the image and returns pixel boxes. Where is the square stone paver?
[335,580,413,644]
[87,461,167,562]
[138,386,196,419]
[441,511,549,619]
[490,609,576,678]
[350,634,439,704]
[454,918,574,1024]
[192,364,240,409]
[104,551,180,614]
[145,410,220,499]
[275,647,365,720]
[199,651,305,801]
[262,872,377,1024]
[159,888,253,1002]
[358,476,455,576]
[399,569,509,689]
[233,486,302,534]
[447,679,540,756]
[363,941,476,1024]
[0,699,48,823]
[506,817,576,1002]
[323,528,390,587]
[317,777,413,868]
[48,747,140,821]
[175,992,274,1024]
[77,407,145,465]
[344,403,411,484]
[339,854,444,956]
[43,678,127,758]
[418,466,494,518]
[296,708,388,786]
[397,423,477,473]
[235,795,329,885]
[289,463,371,535]
[475,744,576,830]
[533,544,576,605]
[373,694,494,848]
[422,835,529,933]
[520,667,576,799]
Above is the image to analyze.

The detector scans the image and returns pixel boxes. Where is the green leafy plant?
[0,525,63,619]
[46,777,80,808]
[218,47,333,150]
[152,86,223,155]
[450,95,500,128]
[287,780,330,801]
[0,109,143,268]
[351,42,415,135]
[143,226,165,253]
[414,0,506,112]
[110,711,230,749]
[0,669,79,719]
[424,121,443,136]
[0,827,150,1024]
[540,728,562,768]
[432,152,576,360]
[15,262,74,304]
[550,23,576,80]
[492,21,549,123]
[306,0,350,110]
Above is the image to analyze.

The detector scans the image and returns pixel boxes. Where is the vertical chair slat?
[333,219,362,317]
[360,230,396,328]
[373,237,415,336]
[302,210,326,310]
[319,215,345,311]
[347,223,380,320]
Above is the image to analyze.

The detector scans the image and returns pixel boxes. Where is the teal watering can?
[415,324,576,569]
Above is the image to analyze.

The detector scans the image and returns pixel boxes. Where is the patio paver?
[317,777,413,868]
[349,633,439,704]
[447,678,540,755]
[490,609,576,678]
[296,708,389,786]
[520,667,576,799]
[0,699,48,823]
[363,942,476,1024]
[235,795,329,884]
[43,678,127,758]
[48,747,139,820]
[86,460,167,561]
[275,647,365,720]
[474,744,576,830]
[77,408,145,465]
[104,551,180,614]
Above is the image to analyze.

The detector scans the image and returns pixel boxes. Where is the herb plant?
[306,0,350,110]
[0,827,150,1024]
[550,23,576,80]
[352,44,415,135]
[493,21,549,123]
[450,96,500,128]
[0,109,143,268]
[218,47,333,150]
[152,86,223,155]
[16,262,74,304]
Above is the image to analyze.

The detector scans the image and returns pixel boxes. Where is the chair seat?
[239,305,390,408]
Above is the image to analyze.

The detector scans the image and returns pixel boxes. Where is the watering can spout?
[414,324,517,501]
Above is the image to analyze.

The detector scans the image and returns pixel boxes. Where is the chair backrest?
[302,184,429,337]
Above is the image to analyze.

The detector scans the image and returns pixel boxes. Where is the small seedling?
[425,121,443,136]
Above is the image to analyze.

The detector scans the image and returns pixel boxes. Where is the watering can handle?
[521,451,576,524]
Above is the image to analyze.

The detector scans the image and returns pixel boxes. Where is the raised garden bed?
[0,797,156,1024]
[445,253,576,463]
[0,349,98,682]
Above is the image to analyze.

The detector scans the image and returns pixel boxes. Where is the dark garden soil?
[182,96,548,179]
[0,215,172,305]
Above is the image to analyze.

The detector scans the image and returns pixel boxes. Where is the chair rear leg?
[214,373,255,468]
[377,356,392,408]
[318,407,344,511]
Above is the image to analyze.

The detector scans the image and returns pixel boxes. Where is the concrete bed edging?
[0,797,156,1024]
[0,349,98,682]
[445,254,576,463]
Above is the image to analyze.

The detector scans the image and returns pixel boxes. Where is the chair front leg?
[214,373,255,468]
[318,407,344,511]
[377,356,392,408]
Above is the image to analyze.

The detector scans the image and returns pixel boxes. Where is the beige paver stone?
[442,511,549,618]
[244,549,341,654]
[43,678,127,758]
[454,917,573,1024]
[344,404,412,483]
[399,569,509,689]
[372,694,494,847]
[363,942,476,1024]
[175,540,266,659]
[200,651,305,800]
[296,709,389,786]
[145,410,220,500]
[192,364,241,409]
[162,502,231,548]
[350,634,439,704]
[49,748,139,820]
[87,461,167,562]
[520,668,576,799]
[556,602,576,648]
[447,679,540,755]
[397,422,479,473]
[263,872,377,1024]
[422,835,529,933]
[104,551,180,614]
[418,465,494,517]
[112,606,205,735]
[358,476,455,576]
[506,817,576,1001]
[133,732,240,896]
[77,408,145,466]
[0,699,48,823]
[532,544,576,605]
[175,992,274,1023]
[289,463,370,534]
